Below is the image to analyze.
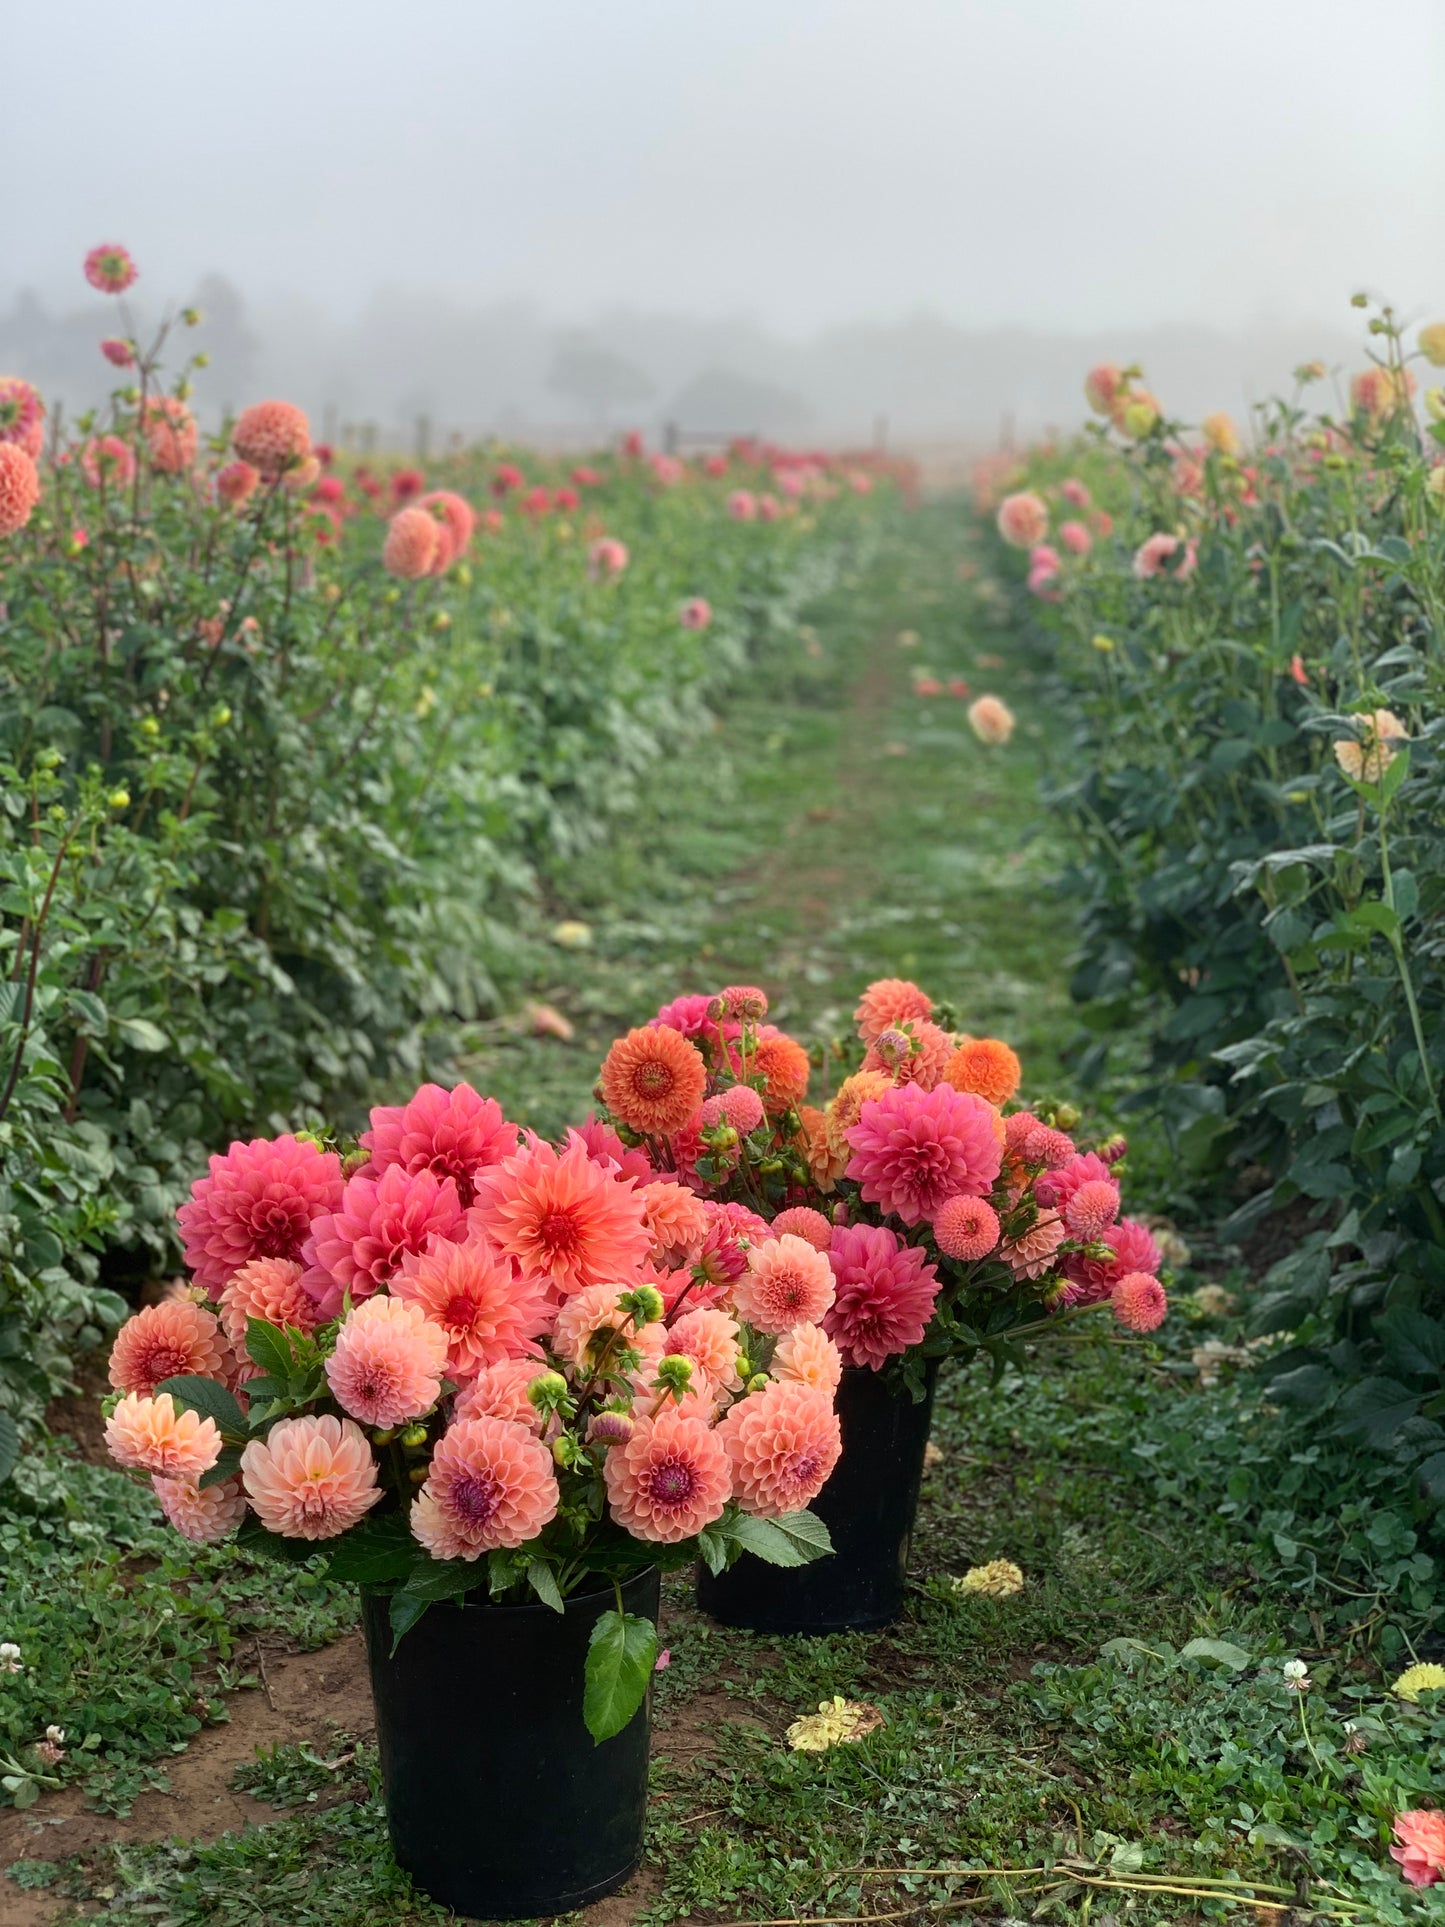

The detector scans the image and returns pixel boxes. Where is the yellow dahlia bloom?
[1394,1663,1445,1703]
[955,1559,1025,1599]
[786,1696,885,1752]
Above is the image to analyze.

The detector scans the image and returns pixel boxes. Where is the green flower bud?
[139,716,160,738]
[654,1354,694,1398]
[108,787,130,811]
[527,1370,569,1409]
[399,1423,429,1448]
[371,1427,397,1446]
[746,1372,770,1394]
[619,1283,665,1327]
[181,307,202,326]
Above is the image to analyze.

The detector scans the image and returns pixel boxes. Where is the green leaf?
[323,1513,420,1586]
[1180,1637,1252,1671]
[115,1016,168,1052]
[696,1524,730,1576]
[388,1590,433,1652]
[727,1507,835,1568]
[0,1408,19,1485]
[394,1559,480,1605]
[199,1445,243,1489]
[583,1608,657,1743]
[155,1373,248,1438]
[526,1561,565,1613]
[245,1318,298,1383]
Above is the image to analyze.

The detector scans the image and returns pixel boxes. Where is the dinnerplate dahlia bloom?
[846,1083,1003,1224]
[474,1137,651,1295]
[825,1225,941,1370]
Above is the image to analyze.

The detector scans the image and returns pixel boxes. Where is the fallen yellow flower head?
[955,1559,1025,1599]
[786,1696,886,1753]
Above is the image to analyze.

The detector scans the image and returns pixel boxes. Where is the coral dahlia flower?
[639,1179,711,1266]
[588,536,629,579]
[604,1403,732,1542]
[667,1307,743,1392]
[80,435,137,490]
[108,1300,230,1397]
[141,397,198,473]
[412,1416,559,1559]
[745,1028,811,1112]
[734,1234,836,1335]
[770,1206,832,1251]
[1110,1271,1168,1333]
[302,1163,467,1316]
[84,244,138,294]
[847,1084,1003,1224]
[701,1084,766,1137]
[105,1392,222,1482]
[1064,1179,1121,1241]
[241,1414,381,1540]
[217,1256,319,1352]
[771,1320,843,1395]
[679,596,712,629]
[232,401,311,478]
[417,489,476,566]
[383,506,440,578]
[0,444,41,536]
[825,1224,941,1369]
[453,1356,548,1432]
[1002,1211,1067,1282]
[391,1231,549,1379]
[945,1037,1021,1107]
[720,1380,841,1518]
[216,460,260,507]
[863,1020,952,1091]
[933,1195,1000,1262]
[475,1137,651,1296]
[153,1473,247,1544]
[361,1082,518,1209]
[1392,1811,1445,1887]
[0,378,44,458]
[968,695,1015,745]
[600,1026,707,1138]
[996,491,1048,549]
[178,1134,344,1298]
[1333,708,1407,784]
[854,977,932,1047]
[824,1070,895,1167]
[326,1293,449,1428]
[551,1282,645,1372]
[562,1114,654,1187]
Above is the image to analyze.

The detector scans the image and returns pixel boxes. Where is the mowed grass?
[6,504,1442,1926]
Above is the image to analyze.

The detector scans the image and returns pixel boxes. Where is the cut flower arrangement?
[99,1085,843,1740]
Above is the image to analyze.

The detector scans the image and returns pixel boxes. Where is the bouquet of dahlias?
[590,978,1168,1394]
[99,1085,841,1739]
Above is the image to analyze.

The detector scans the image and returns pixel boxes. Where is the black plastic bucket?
[696,1361,939,1634]
[361,1565,660,1919]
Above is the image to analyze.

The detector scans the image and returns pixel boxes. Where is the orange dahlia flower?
[853,978,933,1047]
[824,1071,894,1167]
[108,1300,230,1397]
[945,1037,1022,1107]
[599,1025,707,1138]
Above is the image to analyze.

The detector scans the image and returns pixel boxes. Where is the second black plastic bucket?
[361,1565,660,1920]
[696,1360,939,1633]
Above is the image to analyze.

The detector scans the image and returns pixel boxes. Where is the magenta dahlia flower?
[84,244,138,294]
[177,1135,344,1298]
[301,1164,467,1317]
[846,1084,1003,1225]
[824,1223,941,1369]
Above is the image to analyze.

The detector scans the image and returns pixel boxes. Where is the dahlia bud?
[211,704,232,729]
[139,716,160,738]
[735,1355,754,1380]
[527,1370,570,1410]
[654,1355,694,1398]
[587,1410,634,1446]
[745,1372,770,1394]
[1052,1102,1082,1131]
[456,564,473,587]
[181,307,202,326]
[409,1465,428,1484]
[433,611,451,632]
[399,1423,429,1448]
[1098,1133,1128,1166]
[551,1433,585,1468]
[341,1147,370,1178]
[619,1284,665,1327]
[193,353,210,369]
[108,787,130,811]
[371,1427,397,1446]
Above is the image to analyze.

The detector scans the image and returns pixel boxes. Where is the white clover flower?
[1282,1659,1308,1681]
[0,1642,22,1674]
[45,1727,65,1746]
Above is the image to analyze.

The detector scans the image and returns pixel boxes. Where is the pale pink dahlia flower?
[240,1414,381,1540]
[302,1164,467,1316]
[667,1307,743,1392]
[771,1321,843,1396]
[551,1282,650,1372]
[325,1293,449,1428]
[412,1415,558,1559]
[178,1134,343,1297]
[846,1084,1003,1225]
[604,1403,732,1542]
[720,1379,841,1518]
[108,1300,229,1397]
[587,536,629,579]
[391,1232,549,1379]
[105,1392,222,1482]
[362,1082,518,1210]
[824,1223,941,1369]
[996,491,1048,549]
[968,695,1016,746]
[734,1234,836,1335]
[1132,531,1197,581]
[153,1473,247,1544]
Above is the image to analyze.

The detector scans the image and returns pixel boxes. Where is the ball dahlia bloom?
[825,1224,941,1369]
[1064,1179,1121,1241]
[1392,1811,1445,1887]
[0,444,41,536]
[846,1083,1002,1225]
[770,1206,832,1251]
[302,1164,467,1317]
[968,695,1015,745]
[771,1320,843,1395]
[862,1019,952,1092]
[824,1070,895,1171]
[996,491,1048,549]
[84,244,138,294]
[934,1195,1000,1262]
[383,506,439,578]
[667,1307,743,1393]
[178,1134,344,1298]
[719,1379,841,1518]
[1034,1150,1113,1214]
[453,1356,548,1432]
[855,977,932,1047]
[600,1025,707,1138]
[153,1473,248,1544]
[639,1180,711,1266]
[80,435,137,490]
[734,1234,836,1335]
[417,489,476,567]
[217,1256,319,1352]
[1333,708,1407,784]
[1111,1271,1168,1333]
[1083,364,1123,415]
[141,397,198,473]
[216,460,260,508]
[361,1082,518,1210]
[232,401,311,478]
[604,1403,732,1542]
[700,1084,766,1137]
[325,1293,449,1428]
[105,1392,222,1482]
[551,1281,647,1371]
[391,1232,549,1379]
[474,1137,651,1296]
[1059,519,1092,556]
[744,1028,812,1112]
[241,1414,381,1540]
[108,1300,230,1397]
[679,596,712,630]
[412,1416,559,1559]
[944,1037,1021,1107]
[0,377,44,458]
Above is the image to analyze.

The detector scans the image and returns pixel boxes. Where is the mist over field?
[3,0,1441,447]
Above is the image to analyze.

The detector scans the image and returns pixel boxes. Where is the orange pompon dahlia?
[232,400,311,478]
[600,1026,707,1138]
[382,505,440,578]
[0,444,41,536]
[824,1070,895,1167]
[734,1234,836,1335]
[748,1028,811,1112]
[217,1257,319,1351]
[411,1416,559,1559]
[638,1179,711,1266]
[108,1300,230,1397]
[720,1379,841,1519]
[241,1414,381,1540]
[945,1037,1022,1107]
[474,1137,652,1295]
[854,978,933,1047]
[391,1231,550,1379]
[153,1473,247,1544]
[771,1321,843,1396]
[603,1403,732,1542]
[105,1392,222,1481]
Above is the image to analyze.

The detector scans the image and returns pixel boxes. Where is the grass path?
[3,502,1431,1926]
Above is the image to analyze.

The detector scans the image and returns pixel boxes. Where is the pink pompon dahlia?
[588,535,629,579]
[391,1232,549,1379]
[720,1379,841,1518]
[667,1306,743,1392]
[232,401,311,478]
[1061,1217,1162,1305]
[0,378,44,458]
[639,1180,711,1266]
[600,1026,708,1138]
[418,489,476,566]
[854,977,932,1047]
[1002,1211,1067,1281]
[240,1414,381,1540]
[153,1473,247,1544]
[84,244,138,294]
[453,1356,547,1432]
[561,1113,655,1187]
[846,1084,1003,1225]
[701,1085,766,1137]
[302,1163,467,1317]
[141,396,198,473]
[178,1134,344,1298]
[604,1403,732,1542]
[412,1416,559,1559]
[825,1223,941,1369]
[80,434,136,489]
[1064,1179,1121,1241]
[934,1195,1000,1263]
[216,460,260,508]
[0,444,41,536]
[734,1234,836,1336]
[217,1257,319,1351]
[1111,1272,1168,1333]
[473,1137,651,1296]
[105,1392,222,1481]
[771,1320,843,1395]
[325,1293,449,1427]
[1391,1811,1445,1887]
[1034,1150,1113,1213]
[996,491,1049,549]
[361,1082,518,1210]
[108,1300,230,1397]
[1022,1123,1076,1170]
[383,505,439,578]
[714,984,769,1021]
[770,1206,832,1251]
[679,595,712,629]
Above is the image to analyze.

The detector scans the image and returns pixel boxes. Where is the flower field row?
[0,248,898,1438]
[986,298,1445,1498]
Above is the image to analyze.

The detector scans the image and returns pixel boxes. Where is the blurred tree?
[547,337,653,423]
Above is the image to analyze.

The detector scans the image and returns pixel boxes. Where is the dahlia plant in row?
[986,296,1445,1491]
[100,1083,841,1736]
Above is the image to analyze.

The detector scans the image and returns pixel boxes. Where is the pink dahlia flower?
[639,1180,711,1267]
[417,489,476,567]
[691,1198,773,1300]
[679,596,712,630]
[0,378,44,457]
[453,1356,548,1432]
[153,1473,247,1544]
[240,1414,381,1540]
[734,1234,836,1336]
[667,1307,743,1392]
[1021,1124,1076,1170]
[824,1223,941,1369]
[108,1300,229,1397]
[383,506,439,578]
[720,1379,841,1518]
[604,1403,732,1542]
[0,444,41,535]
[105,1392,222,1482]
[727,489,757,521]
[846,1084,1003,1225]
[100,337,135,369]
[651,992,726,1046]
[1392,1811,1445,1888]
[301,1163,467,1317]
[178,1134,344,1298]
[1064,1179,1121,1241]
[412,1416,559,1559]
[1002,1211,1067,1281]
[1059,519,1092,556]
[141,397,197,473]
[361,1082,518,1210]
[996,491,1048,549]
[473,1137,651,1296]
[325,1293,449,1428]
[84,244,138,294]
[551,1282,648,1372]
[1034,1151,1112,1213]
[1132,531,1198,581]
[588,536,629,579]
[561,1114,654,1187]
[933,1195,1000,1262]
[862,1018,954,1092]
[1111,1272,1168,1333]
[771,1321,843,1396]
[216,460,260,507]
[217,1256,319,1351]
[232,401,311,478]
[770,1206,832,1251]
[1060,1217,1162,1305]
[391,1232,549,1380]
[1061,477,1090,508]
